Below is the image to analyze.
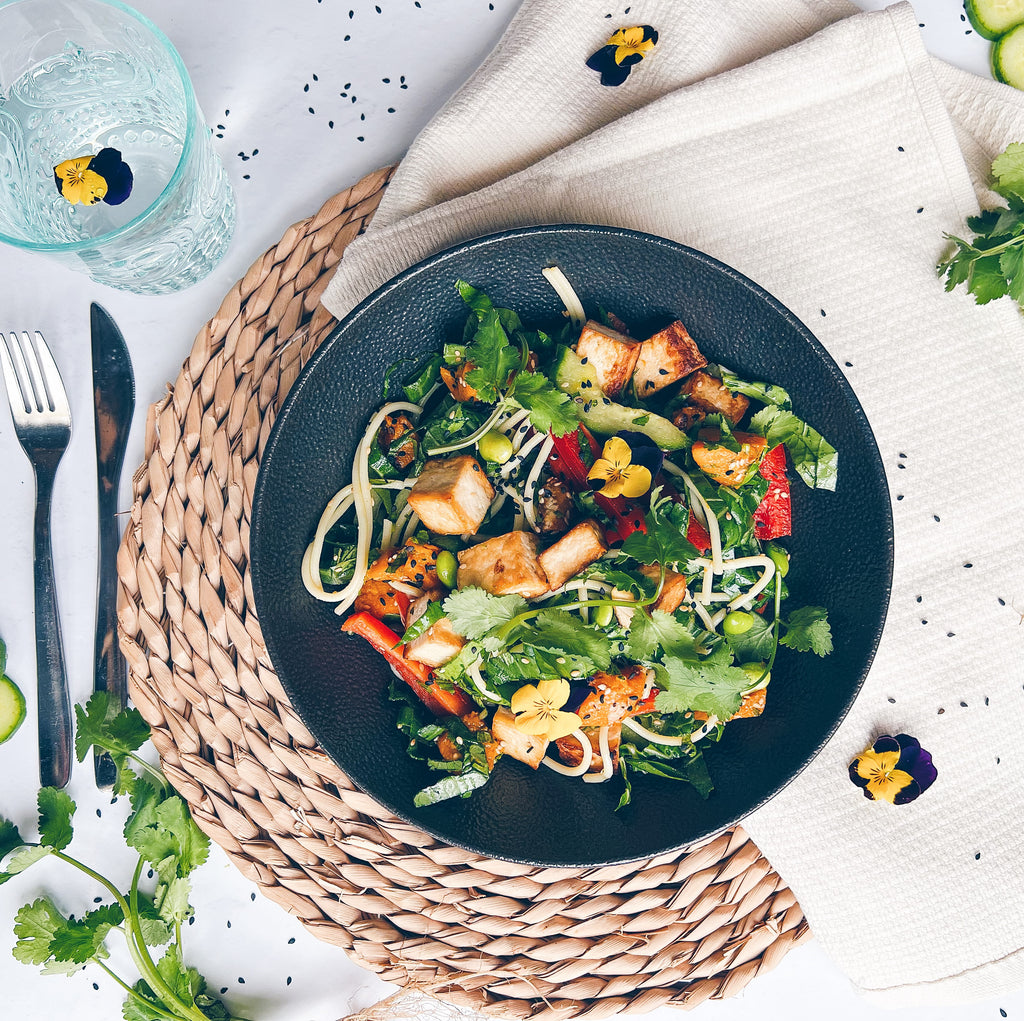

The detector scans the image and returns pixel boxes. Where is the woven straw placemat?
[116,167,811,1019]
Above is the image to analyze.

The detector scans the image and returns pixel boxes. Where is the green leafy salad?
[304,270,837,808]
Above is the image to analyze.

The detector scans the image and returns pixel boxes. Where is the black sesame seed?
[238,977,245,984]
[288,937,296,944]
[938,707,945,714]
[251,892,256,901]
[975,852,982,860]
[287,977,293,986]
[887,697,895,704]
[227,920,232,928]
[580,356,589,364]
[94,896,103,903]
[964,562,973,568]
[658,368,668,375]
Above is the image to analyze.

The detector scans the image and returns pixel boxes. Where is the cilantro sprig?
[939,142,1024,306]
[1,693,246,1021]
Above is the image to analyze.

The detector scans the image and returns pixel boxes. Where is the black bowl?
[250,225,892,867]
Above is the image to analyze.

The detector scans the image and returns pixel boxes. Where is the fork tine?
[27,331,69,416]
[19,331,51,413]
[0,332,32,415]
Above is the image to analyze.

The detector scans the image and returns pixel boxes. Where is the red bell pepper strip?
[340,612,474,718]
[753,444,791,540]
[686,514,711,553]
[549,428,648,542]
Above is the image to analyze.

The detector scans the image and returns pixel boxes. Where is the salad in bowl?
[303,271,838,809]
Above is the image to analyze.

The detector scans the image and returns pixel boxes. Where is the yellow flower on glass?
[510,678,581,741]
[587,435,652,499]
[53,156,108,205]
[608,26,657,66]
[851,746,914,804]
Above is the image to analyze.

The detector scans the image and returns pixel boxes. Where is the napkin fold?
[322,1,1024,1005]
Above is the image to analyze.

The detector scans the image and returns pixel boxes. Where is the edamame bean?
[593,603,614,627]
[740,661,771,687]
[477,430,513,464]
[722,610,754,636]
[766,542,790,578]
[435,550,458,588]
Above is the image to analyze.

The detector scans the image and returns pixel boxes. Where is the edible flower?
[849,733,936,805]
[586,25,658,87]
[53,147,133,206]
[510,678,582,741]
[587,432,661,498]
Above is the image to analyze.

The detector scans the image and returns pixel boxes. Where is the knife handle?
[93,487,124,788]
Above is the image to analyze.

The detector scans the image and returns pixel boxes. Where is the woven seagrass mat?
[115,166,811,1020]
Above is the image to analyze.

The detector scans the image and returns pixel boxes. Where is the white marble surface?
[0,2,1019,1019]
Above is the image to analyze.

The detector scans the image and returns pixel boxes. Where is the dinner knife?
[91,303,135,787]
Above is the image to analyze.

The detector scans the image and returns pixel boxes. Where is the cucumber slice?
[0,673,27,743]
[967,0,1024,40]
[994,22,1024,87]
[553,346,689,449]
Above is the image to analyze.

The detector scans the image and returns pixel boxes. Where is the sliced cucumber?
[0,673,27,743]
[553,346,689,450]
[967,0,1024,40]
[993,22,1024,87]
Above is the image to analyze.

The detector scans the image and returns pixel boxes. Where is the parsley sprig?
[939,142,1024,306]
[1,693,245,1021]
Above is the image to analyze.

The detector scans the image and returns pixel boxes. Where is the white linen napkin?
[321,1,1024,1005]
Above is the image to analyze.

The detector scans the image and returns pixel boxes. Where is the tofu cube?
[407,455,495,535]
[682,371,750,425]
[457,530,550,598]
[632,320,708,397]
[640,564,691,613]
[575,320,641,398]
[405,617,465,667]
[538,520,608,591]
[491,706,548,769]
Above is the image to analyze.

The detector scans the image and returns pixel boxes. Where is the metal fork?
[0,331,73,789]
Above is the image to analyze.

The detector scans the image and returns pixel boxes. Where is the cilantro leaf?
[526,608,612,671]
[510,370,579,436]
[442,588,528,640]
[13,897,67,967]
[724,611,777,663]
[38,787,75,851]
[48,905,121,965]
[123,779,209,882]
[3,844,53,881]
[780,605,833,656]
[463,310,520,403]
[626,609,698,662]
[993,142,1024,200]
[0,816,24,860]
[654,648,751,719]
[75,691,150,794]
[621,494,700,569]
[154,876,193,925]
[748,407,838,491]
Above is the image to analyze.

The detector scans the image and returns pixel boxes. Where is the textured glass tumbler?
[0,0,235,294]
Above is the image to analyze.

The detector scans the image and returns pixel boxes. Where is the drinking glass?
[0,0,235,294]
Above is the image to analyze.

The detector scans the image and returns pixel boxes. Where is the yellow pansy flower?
[53,156,108,205]
[608,26,657,66]
[587,435,652,499]
[510,678,581,741]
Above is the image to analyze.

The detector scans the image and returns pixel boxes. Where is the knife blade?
[91,303,135,787]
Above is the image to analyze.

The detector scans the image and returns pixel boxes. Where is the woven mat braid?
[116,166,811,1020]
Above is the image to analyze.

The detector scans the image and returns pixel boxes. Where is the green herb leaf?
[4,843,52,877]
[413,768,489,807]
[37,787,75,851]
[13,897,67,967]
[723,611,776,662]
[993,142,1024,200]
[626,609,698,662]
[442,588,528,639]
[464,310,520,404]
[706,365,791,409]
[510,369,579,436]
[654,648,751,720]
[0,816,25,860]
[74,690,150,794]
[48,904,121,965]
[621,494,700,569]
[780,605,833,656]
[528,607,613,671]
[748,407,838,491]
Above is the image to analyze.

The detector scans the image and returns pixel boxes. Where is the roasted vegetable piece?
[752,443,792,540]
[407,455,495,534]
[693,686,767,722]
[639,564,691,613]
[632,320,708,397]
[555,723,623,770]
[377,412,418,469]
[574,667,649,728]
[366,541,446,593]
[340,612,474,717]
[536,476,575,533]
[353,579,411,621]
[439,362,478,402]
[691,429,767,486]
[682,370,750,424]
